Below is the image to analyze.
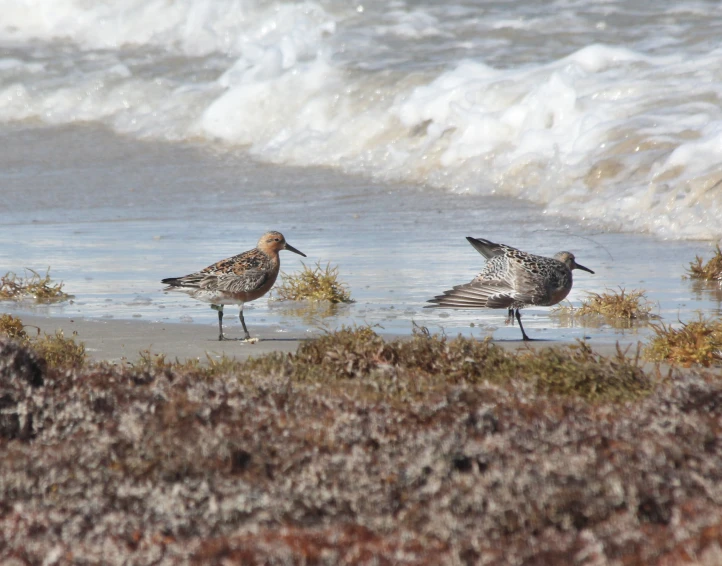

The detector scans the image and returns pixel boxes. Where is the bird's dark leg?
[507,307,514,325]
[515,308,532,341]
[211,304,225,341]
[239,304,251,340]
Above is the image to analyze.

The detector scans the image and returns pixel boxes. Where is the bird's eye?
[274,238,280,242]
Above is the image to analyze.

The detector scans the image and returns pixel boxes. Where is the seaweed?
[2,323,719,565]
[553,287,658,327]
[0,268,73,302]
[273,261,353,303]
[240,325,652,403]
[0,315,85,369]
[685,244,722,281]
[0,313,28,340]
[645,315,722,367]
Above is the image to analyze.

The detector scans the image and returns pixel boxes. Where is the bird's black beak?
[285,243,307,257]
[575,262,594,274]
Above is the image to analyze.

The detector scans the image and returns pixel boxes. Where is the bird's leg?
[506,307,514,325]
[239,304,251,341]
[211,304,225,341]
[515,308,532,341]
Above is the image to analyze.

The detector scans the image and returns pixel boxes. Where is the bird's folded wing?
[200,269,269,293]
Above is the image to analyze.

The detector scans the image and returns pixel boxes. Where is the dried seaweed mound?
[0,314,86,370]
[646,316,722,367]
[0,346,721,565]
[246,326,652,403]
[0,313,28,340]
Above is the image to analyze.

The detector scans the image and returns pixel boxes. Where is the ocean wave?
[1,0,721,240]
[0,0,335,56]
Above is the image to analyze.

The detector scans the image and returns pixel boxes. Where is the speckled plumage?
[162,231,306,341]
[427,237,594,340]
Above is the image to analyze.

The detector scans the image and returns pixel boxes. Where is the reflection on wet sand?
[269,301,352,325]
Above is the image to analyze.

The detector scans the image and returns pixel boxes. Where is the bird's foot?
[506,308,515,326]
[218,334,257,343]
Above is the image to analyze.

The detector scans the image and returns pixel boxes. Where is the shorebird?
[427,237,594,341]
[161,231,306,341]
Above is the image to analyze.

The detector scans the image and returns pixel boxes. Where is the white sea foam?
[0,0,334,56]
[1,0,721,240]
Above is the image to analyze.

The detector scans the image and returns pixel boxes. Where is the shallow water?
[1,125,720,344]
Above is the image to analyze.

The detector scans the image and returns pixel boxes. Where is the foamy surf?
[1,0,721,240]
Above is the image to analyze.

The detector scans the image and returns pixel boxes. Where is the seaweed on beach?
[646,315,722,367]
[0,313,28,340]
[242,325,653,403]
[0,268,73,302]
[135,348,244,379]
[554,287,658,324]
[685,244,722,281]
[273,261,353,303]
[1,325,721,565]
[32,330,86,369]
[0,314,85,370]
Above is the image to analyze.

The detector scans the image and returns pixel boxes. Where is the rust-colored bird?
[162,231,305,341]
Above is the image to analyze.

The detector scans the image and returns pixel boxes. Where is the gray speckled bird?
[161,231,306,341]
[426,236,594,340]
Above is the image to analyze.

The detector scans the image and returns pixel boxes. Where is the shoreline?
[14,312,654,366]
[2,124,720,347]
[15,313,307,364]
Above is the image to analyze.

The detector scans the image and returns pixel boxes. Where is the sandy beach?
[18,313,306,363]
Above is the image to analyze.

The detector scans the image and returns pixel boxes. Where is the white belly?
[167,288,247,305]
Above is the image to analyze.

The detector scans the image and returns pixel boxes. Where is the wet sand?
[18,314,305,364]
[18,313,651,366]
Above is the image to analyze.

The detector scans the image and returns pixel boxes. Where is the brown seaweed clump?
[554,287,658,325]
[0,268,73,302]
[685,244,722,281]
[274,326,653,403]
[32,330,87,369]
[646,316,722,367]
[0,314,86,370]
[0,313,28,340]
[2,323,722,565]
[273,261,353,303]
